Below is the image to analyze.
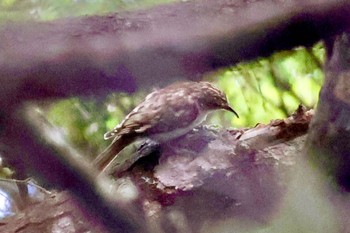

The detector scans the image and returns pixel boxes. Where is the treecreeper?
[93,81,239,173]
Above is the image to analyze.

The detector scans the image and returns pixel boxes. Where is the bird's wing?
[104,90,200,139]
[103,103,153,140]
[146,97,199,135]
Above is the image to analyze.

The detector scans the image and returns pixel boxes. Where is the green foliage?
[46,98,107,157]
[208,43,324,127]
[0,167,13,178]
[45,93,146,156]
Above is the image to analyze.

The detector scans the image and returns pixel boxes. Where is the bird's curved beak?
[223,105,239,118]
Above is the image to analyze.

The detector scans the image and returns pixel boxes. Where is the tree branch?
[1,0,350,103]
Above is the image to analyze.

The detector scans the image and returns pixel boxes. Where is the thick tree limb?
[1,0,350,103]
[112,106,312,232]
[0,107,312,232]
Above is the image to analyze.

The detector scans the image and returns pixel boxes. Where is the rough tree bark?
[0,106,312,233]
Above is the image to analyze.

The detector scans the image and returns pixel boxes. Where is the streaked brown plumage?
[93,81,239,173]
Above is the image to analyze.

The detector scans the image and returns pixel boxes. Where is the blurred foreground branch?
[0,105,142,233]
[1,0,350,103]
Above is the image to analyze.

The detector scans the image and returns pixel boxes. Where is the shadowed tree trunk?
[306,33,350,191]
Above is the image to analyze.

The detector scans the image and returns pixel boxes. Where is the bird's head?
[195,82,239,118]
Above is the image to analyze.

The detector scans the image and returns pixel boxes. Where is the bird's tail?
[93,135,137,172]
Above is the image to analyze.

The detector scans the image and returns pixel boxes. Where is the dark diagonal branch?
[0,105,142,233]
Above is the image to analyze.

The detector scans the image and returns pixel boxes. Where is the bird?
[93,81,239,173]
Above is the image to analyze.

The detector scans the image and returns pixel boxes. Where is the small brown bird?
[94,81,239,172]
